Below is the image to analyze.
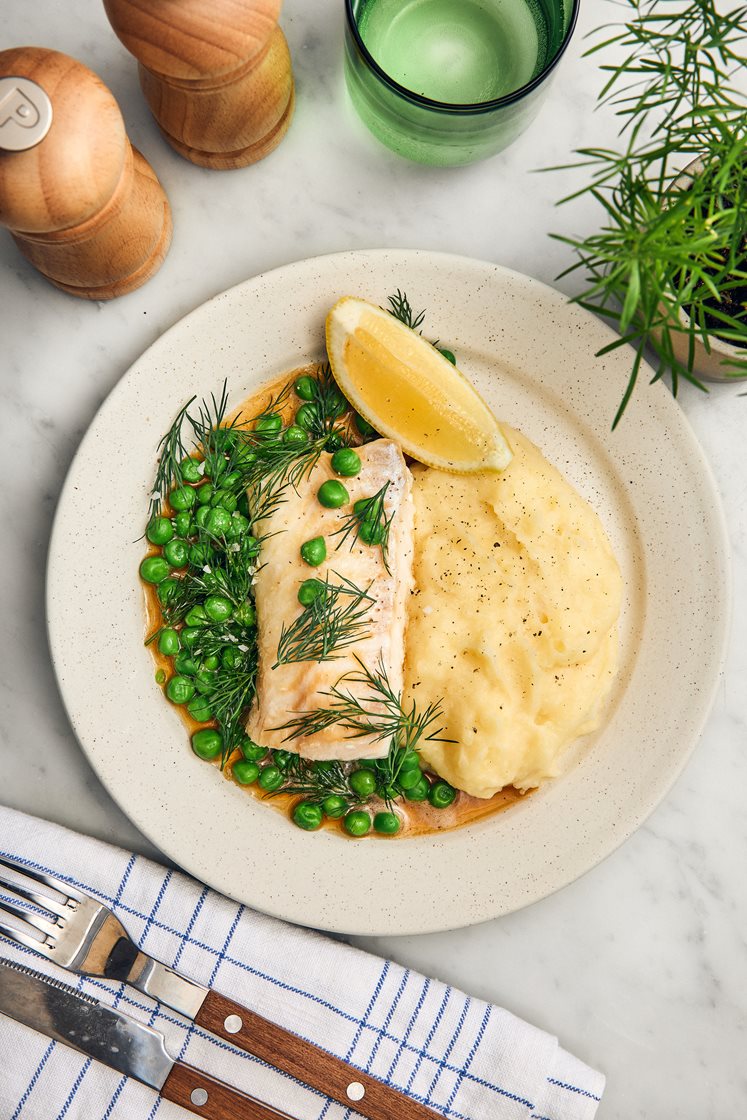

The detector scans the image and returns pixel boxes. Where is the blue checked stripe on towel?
[0,807,604,1120]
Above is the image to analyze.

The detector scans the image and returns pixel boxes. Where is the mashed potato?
[404,426,622,798]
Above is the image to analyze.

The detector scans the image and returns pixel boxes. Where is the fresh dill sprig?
[206,654,259,765]
[271,756,352,801]
[240,437,326,526]
[187,381,245,481]
[274,574,375,668]
[275,655,448,751]
[149,397,196,521]
[387,290,426,332]
[332,482,394,572]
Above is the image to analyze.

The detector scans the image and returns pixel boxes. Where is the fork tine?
[0,889,61,938]
[0,911,54,956]
[0,856,78,913]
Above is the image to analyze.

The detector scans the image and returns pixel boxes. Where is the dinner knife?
[0,957,294,1120]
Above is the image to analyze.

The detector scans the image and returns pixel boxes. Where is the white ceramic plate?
[47,250,730,936]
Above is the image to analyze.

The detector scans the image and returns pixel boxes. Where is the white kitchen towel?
[0,806,604,1120]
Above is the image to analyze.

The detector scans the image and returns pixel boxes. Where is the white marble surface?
[1,1,745,1116]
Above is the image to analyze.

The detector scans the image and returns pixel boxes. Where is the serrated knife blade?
[0,957,294,1119]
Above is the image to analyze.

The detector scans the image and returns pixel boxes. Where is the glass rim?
[344,0,581,114]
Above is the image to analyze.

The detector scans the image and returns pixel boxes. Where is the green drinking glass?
[344,0,579,166]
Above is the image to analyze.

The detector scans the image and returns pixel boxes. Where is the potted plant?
[550,0,747,426]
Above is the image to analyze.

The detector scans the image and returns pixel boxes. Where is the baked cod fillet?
[246,438,414,760]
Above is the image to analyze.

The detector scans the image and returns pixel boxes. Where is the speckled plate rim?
[46,249,731,936]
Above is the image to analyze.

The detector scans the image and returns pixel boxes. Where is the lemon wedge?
[325,296,512,473]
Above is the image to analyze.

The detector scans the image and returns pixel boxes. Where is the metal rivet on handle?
[346,1082,365,1102]
[0,77,53,151]
[224,1013,243,1034]
[190,1088,209,1106]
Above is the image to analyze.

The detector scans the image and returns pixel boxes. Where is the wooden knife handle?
[161,1061,293,1120]
[195,989,443,1120]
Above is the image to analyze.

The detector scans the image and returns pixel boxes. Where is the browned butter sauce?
[144,369,526,837]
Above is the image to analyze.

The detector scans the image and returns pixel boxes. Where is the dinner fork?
[0,854,440,1120]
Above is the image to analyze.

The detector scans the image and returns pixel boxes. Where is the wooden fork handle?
[161,1061,293,1120]
[195,989,443,1120]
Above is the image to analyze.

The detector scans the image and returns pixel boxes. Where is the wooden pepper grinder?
[102,0,295,170]
[0,47,172,299]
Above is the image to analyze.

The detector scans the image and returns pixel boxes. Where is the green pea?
[295,403,318,431]
[322,794,349,819]
[166,675,195,704]
[294,374,316,401]
[163,539,189,568]
[284,424,308,445]
[353,498,371,517]
[194,507,210,531]
[170,486,196,511]
[139,556,170,585]
[258,765,283,792]
[404,776,430,802]
[174,651,199,676]
[189,541,211,567]
[241,738,267,762]
[298,578,325,607]
[146,517,173,546]
[180,627,201,650]
[186,696,213,722]
[344,810,371,837]
[256,413,282,435]
[397,766,423,791]
[396,749,421,771]
[211,490,238,513]
[331,448,361,477]
[327,387,348,418]
[194,669,217,695]
[358,519,385,546]
[429,781,457,809]
[230,513,250,536]
[272,749,293,771]
[192,728,223,760]
[317,480,349,509]
[439,348,456,365]
[157,578,180,607]
[374,811,401,835]
[222,646,239,669]
[202,654,219,671]
[349,768,377,798]
[185,605,208,627]
[300,537,326,567]
[155,668,166,685]
[354,413,377,438]
[357,759,379,770]
[206,507,232,535]
[244,536,261,557]
[233,759,260,786]
[204,595,233,623]
[158,628,180,656]
[234,601,256,627]
[197,483,214,506]
[292,801,324,831]
[173,511,194,538]
[180,457,202,483]
[222,471,241,489]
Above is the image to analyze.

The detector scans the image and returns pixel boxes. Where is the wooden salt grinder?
[102,0,295,170]
[0,47,172,299]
